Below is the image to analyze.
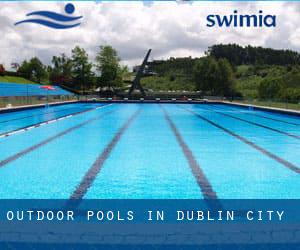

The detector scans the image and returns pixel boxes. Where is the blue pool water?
[0,103,103,136]
[0,103,298,199]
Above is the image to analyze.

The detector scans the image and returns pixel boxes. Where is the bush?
[258,78,283,99]
[258,76,300,102]
[0,64,5,76]
[169,75,176,82]
[279,88,300,103]
[193,57,235,96]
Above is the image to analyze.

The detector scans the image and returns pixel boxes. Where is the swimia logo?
[206,10,276,28]
[15,3,82,29]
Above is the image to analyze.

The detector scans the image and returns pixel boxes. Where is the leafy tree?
[18,58,47,83]
[258,78,283,99]
[148,57,197,76]
[169,75,176,82]
[95,45,122,88]
[18,60,31,79]
[71,46,94,91]
[193,57,235,96]
[49,54,73,85]
[193,57,218,93]
[208,44,300,66]
[280,88,300,102]
[215,58,235,96]
[29,57,47,83]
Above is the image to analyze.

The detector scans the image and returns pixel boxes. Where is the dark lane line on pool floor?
[213,105,300,126]
[0,104,111,139]
[202,106,300,140]
[251,113,300,126]
[70,108,141,200]
[179,106,300,174]
[160,105,219,201]
[0,108,116,168]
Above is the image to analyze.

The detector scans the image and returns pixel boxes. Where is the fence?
[231,97,300,111]
[0,82,77,108]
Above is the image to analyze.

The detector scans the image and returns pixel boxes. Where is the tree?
[18,60,32,79]
[193,57,218,93]
[193,57,235,96]
[18,58,47,83]
[258,78,283,99]
[71,46,94,91]
[49,54,73,85]
[208,44,300,66]
[0,64,5,76]
[279,88,300,102]
[215,58,235,96]
[29,57,47,83]
[95,45,122,88]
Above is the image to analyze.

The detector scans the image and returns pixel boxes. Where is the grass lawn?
[0,76,37,84]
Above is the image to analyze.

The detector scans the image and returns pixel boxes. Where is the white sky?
[0,1,300,69]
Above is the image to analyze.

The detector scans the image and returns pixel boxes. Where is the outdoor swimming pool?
[0,103,298,199]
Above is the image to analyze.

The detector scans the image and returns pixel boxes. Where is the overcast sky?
[1,1,300,69]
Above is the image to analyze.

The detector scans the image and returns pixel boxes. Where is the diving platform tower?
[128,49,152,98]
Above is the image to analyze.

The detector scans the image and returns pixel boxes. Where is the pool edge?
[1,99,299,117]
[0,100,79,114]
[222,101,300,117]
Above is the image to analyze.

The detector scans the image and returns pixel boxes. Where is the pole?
[46,89,49,107]
[27,84,29,104]
[82,63,85,100]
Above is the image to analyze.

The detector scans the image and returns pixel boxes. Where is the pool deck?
[0,99,299,117]
[223,101,300,117]
[82,99,300,116]
[0,100,78,114]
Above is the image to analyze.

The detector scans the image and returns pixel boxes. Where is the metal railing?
[0,95,78,109]
[230,97,300,111]
[1,94,299,112]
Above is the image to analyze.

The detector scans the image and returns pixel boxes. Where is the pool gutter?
[222,101,300,117]
[0,100,79,114]
[80,99,300,117]
[0,99,299,117]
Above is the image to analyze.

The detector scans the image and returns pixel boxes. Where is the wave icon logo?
[15,3,82,29]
